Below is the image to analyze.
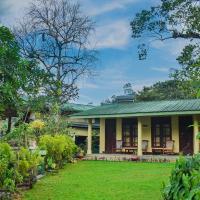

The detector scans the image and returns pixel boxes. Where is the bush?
[0,143,22,193]
[39,135,77,169]
[16,147,41,182]
[29,119,45,139]
[5,123,33,148]
[163,155,200,200]
[0,143,41,195]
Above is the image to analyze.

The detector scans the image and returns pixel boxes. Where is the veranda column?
[116,118,122,141]
[99,118,105,153]
[193,115,199,154]
[87,119,92,154]
[137,117,143,156]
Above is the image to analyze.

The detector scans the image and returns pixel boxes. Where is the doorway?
[179,116,193,155]
[105,119,116,153]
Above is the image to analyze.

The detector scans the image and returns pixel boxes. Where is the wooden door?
[122,118,138,147]
[105,119,116,153]
[151,117,171,148]
[179,116,193,155]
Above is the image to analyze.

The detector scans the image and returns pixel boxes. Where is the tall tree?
[135,80,195,102]
[0,26,47,133]
[14,0,96,103]
[130,0,200,95]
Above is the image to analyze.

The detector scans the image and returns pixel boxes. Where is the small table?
[152,147,164,154]
[112,148,123,153]
[124,147,137,154]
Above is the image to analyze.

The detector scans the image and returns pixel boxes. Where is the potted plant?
[76,147,85,159]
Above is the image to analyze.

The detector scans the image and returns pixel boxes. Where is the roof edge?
[70,110,200,119]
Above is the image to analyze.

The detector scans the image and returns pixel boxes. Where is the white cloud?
[3,0,132,49]
[77,80,99,89]
[1,0,32,26]
[151,39,191,57]
[90,20,131,49]
[151,67,170,73]
[81,0,139,16]
[75,94,94,104]
[133,78,164,91]
[75,72,168,105]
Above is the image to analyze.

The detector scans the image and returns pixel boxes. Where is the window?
[122,118,138,147]
[151,117,171,147]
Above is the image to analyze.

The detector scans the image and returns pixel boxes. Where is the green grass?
[23,161,173,200]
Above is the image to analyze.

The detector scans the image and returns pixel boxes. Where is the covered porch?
[86,115,200,156]
[70,99,200,157]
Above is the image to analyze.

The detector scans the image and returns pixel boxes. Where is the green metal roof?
[70,99,200,118]
[61,103,95,112]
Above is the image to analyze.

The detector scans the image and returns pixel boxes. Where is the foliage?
[130,0,200,96]
[41,104,73,136]
[92,136,99,154]
[39,135,77,169]
[0,25,48,133]
[135,80,195,102]
[0,142,41,194]
[0,143,22,193]
[16,147,41,181]
[196,132,200,139]
[163,155,200,200]
[29,120,45,130]
[14,0,97,103]
[29,119,45,139]
[5,123,33,147]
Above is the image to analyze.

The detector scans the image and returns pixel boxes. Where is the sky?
[0,0,185,105]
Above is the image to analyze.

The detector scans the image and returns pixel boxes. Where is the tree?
[0,25,47,133]
[135,80,195,102]
[130,0,200,95]
[14,0,97,103]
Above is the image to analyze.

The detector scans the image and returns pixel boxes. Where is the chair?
[163,140,174,154]
[142,140,148,153]
[113,140,123,153]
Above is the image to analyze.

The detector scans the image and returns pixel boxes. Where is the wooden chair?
[142,140,148,154]
[113,140,123,153]
[163,140,174,154]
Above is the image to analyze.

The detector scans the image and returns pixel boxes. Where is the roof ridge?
[133,98,199,104]
[65,103,95,107]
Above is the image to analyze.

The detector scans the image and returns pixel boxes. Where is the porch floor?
[85,153,179,162]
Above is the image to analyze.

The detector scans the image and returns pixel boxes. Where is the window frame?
[122,118,138,147]
[151,117,172,148]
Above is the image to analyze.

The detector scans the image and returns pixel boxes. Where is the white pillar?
[116,118,122,141]
[171,116,179,153]
[137,117,142,156]
[87,119,92,154]
[99,118,105,153]
[193,115,199,154]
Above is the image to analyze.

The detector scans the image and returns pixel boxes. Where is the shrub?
[163,155,200,200]
[29,120,45,130]
[39,135,77,169]
[29,120,45,138]
[5,123,33,148]
[0,143,22,193]
[16,147,42,182]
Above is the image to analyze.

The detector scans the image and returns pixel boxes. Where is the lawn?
[23,161,173,200]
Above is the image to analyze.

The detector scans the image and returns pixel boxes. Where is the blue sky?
[0,0,185,105]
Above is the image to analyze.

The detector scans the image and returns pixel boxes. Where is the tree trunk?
[7,116,12,133]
